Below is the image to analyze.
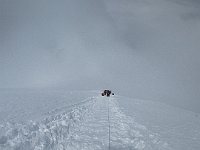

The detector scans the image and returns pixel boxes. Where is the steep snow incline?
[117,96,200,150]
[0,95,171,150]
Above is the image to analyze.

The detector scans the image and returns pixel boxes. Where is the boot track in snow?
[0,96,171,150]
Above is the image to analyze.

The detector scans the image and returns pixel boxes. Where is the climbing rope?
[108,98,111,150]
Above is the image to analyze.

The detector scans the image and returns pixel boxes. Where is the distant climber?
[101,90,114,97]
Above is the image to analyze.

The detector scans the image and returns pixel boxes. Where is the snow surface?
[0,90,200,149]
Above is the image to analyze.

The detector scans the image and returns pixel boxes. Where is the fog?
[0,0,123,88]
[0,0,200,112]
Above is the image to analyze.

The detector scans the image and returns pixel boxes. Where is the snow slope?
[0,89,95,123]
[0,90,200,149]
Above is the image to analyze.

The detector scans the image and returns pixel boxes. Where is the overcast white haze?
[1,0,200,112]
[1,0,200,149]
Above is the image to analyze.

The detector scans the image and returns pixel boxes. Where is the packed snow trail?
[107,97,170,150]
[0,95,171,150]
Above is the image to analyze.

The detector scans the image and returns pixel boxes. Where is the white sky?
[0,0,200,112]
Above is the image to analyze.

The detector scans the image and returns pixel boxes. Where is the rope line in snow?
[108,98,111,150]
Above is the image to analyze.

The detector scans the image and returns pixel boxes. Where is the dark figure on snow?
[101,90,114,97]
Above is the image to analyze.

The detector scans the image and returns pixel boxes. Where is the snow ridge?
[0,95,171,150]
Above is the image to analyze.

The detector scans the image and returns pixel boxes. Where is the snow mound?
[0,97,95,150]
